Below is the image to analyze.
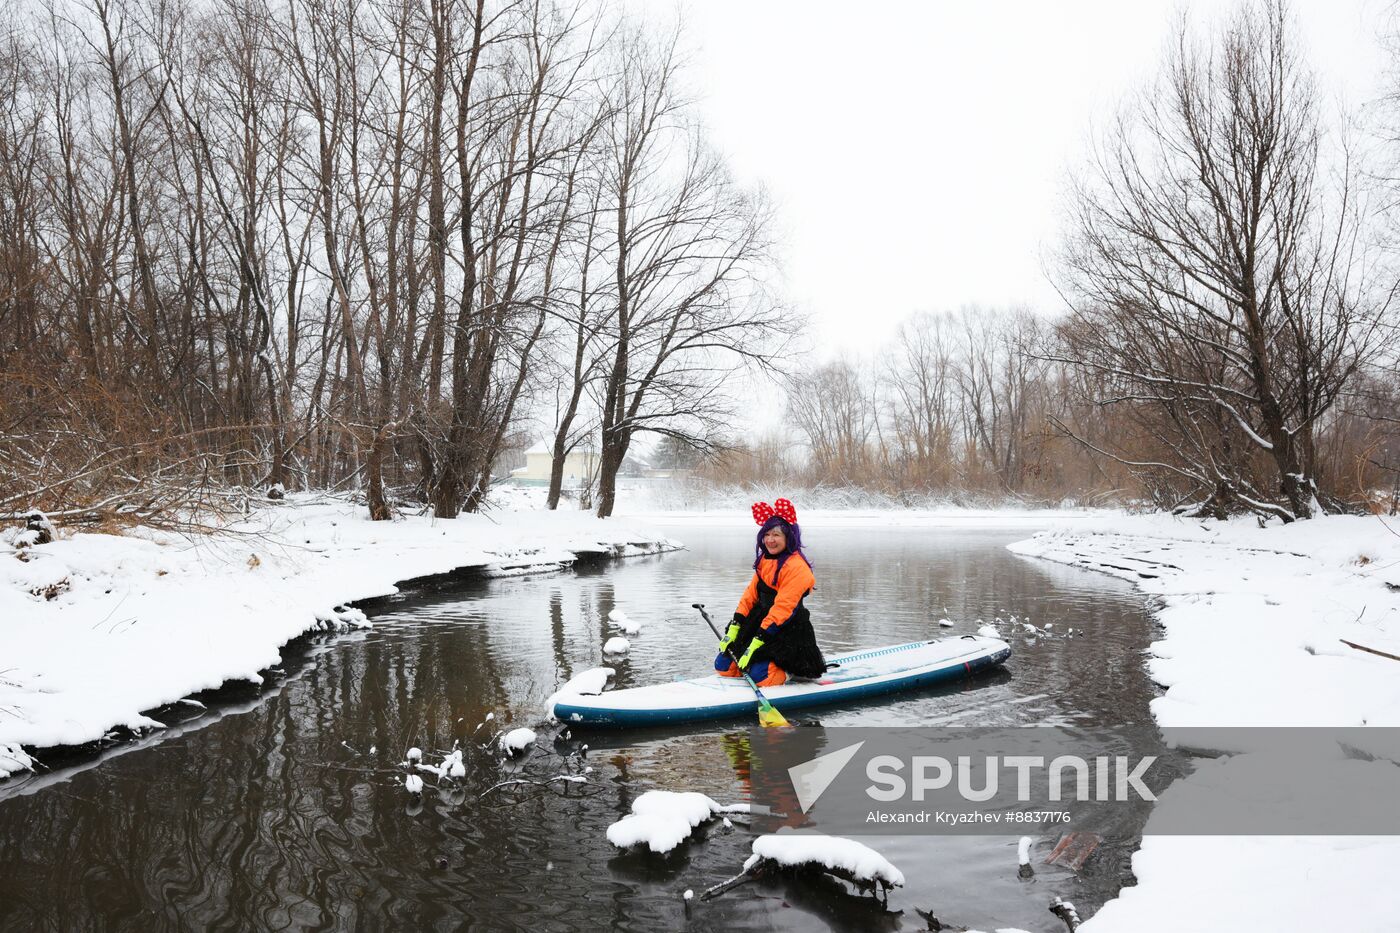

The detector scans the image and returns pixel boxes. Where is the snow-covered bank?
[623,505,1112,529]
[1010,513,1400,729]
[1010,513,1400,932]
[0,495,677,779]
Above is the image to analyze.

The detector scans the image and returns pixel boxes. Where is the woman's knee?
[750,661,787,687]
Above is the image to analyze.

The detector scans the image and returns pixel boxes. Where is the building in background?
[510,442,674,487]
[511,443,599,487]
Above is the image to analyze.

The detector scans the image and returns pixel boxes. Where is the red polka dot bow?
[751,498,797,526]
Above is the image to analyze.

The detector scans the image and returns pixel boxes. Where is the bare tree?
[591,27,789,518]
[886,312,955,489]
[787,359,880,486]
[1058,0,1383,521]
[544,166,608,510]
[0,0,801,526]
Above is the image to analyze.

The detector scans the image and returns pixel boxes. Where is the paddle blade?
[757,700,789,728]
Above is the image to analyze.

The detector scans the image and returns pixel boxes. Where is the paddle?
[692,603,790,728]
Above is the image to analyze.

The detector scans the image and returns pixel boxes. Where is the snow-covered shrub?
[607,791,731,854]
[313,605,370,631]
[499,727,537,756]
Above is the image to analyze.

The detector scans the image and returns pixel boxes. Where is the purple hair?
[754,515,810,575]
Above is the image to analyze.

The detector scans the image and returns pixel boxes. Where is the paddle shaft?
[691,603,774,704]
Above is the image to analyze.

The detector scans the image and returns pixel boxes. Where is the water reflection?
[0,524,1160,932]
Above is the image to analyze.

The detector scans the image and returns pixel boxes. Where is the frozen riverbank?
[1010,512,1400,932]
[1,495,677,779]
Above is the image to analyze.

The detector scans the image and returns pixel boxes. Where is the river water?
[0,521,1161,932]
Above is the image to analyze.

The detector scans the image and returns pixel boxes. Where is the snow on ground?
[1010,513,1400,728]
[1010,512,1400,932]
[744,833,906,888]
[0,494,677,779]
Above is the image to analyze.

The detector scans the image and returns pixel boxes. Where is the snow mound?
[499,728,536,755]
[608,608,642,635]
[937,618,955,627]
[977,624,1000,639]
[607,813,696,854]
[631,790,722,824]
[743,834,905,887]
[606,790,726,854]
[603,636,631,654]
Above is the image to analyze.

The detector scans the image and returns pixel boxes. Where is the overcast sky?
[669,0,1391,358]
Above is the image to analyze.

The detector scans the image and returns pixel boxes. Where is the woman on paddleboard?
[715,498,827,686]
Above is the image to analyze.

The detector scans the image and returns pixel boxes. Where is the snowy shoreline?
[1,495,679,780]
[1009,513,1400,932]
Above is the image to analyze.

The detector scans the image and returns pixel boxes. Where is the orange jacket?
[735,553,815,632]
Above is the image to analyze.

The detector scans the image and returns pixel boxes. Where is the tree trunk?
[366,421,397,521]
[595,428,627,518]
[546,429,572,510]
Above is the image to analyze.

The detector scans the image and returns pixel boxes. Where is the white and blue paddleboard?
[551,635,1011,727]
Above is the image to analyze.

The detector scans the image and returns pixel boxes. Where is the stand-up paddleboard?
[552,635,1011,727]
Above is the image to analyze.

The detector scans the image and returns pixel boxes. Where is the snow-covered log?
[1050,895,1081,930]
[704,833,904,902]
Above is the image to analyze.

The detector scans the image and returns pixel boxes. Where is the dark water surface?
[0,522,1162,932]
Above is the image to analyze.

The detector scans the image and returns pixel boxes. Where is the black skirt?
[732,572,827,679]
